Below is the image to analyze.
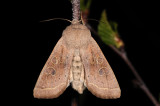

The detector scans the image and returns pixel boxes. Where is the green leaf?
[86,0,92,9]
[98,10,124,48]
[109,21,118,33]
[80,0,92,11]
[98,10,116,46]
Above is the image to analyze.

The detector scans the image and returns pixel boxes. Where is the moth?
[33,19,121,99]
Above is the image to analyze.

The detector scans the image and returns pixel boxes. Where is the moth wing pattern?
[81,37,121,99]
[33,37,73,99]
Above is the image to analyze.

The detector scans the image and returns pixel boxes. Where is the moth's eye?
[99,67,108,76]
[46,67,56,75]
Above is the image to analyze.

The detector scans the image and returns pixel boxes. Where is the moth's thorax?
[62,23,91,48]
[70,49,85,94]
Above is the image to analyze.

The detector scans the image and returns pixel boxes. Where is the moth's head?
[71,19,81,25]
[69,19,88,30]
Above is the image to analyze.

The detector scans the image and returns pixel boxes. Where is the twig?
[72,0,80,21]
[110,45,160,106]
[87,24,160,106]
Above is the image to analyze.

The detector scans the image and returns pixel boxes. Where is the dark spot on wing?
[99,67,109,76]
[46,67,56,75]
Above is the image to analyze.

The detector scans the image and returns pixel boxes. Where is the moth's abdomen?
[70,49,85,94]
[72,54,82,81]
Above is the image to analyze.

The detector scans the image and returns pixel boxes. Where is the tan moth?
[33,19,121,99]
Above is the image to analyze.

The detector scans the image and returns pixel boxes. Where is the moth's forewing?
[33,37,73,99]
[81,37,121,99]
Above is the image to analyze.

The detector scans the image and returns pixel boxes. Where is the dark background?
[9,0,160,106]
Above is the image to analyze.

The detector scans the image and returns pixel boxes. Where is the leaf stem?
[87,24,160,106]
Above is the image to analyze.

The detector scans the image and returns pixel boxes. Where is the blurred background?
[11,0,160,106]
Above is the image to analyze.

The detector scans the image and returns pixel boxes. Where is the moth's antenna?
[85,18,106,24]
[40,18,72,23]
[71,19,82,24]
